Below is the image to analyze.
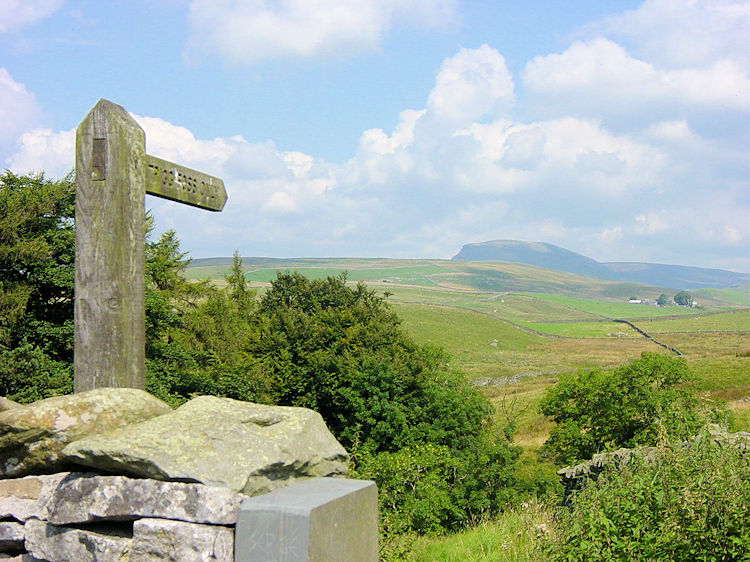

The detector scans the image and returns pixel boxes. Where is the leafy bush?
[545,428,750,561]
[540,353,706,465]
[352,440,521,537]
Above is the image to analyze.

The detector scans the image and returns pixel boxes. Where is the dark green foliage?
[352,441,521,537]
[0,172,75,402]
[674,290,693,306]
[255,271,492,454]
[540,353,705,465]
[143,232,266,406]
[545,429,750,561]
[657,292,670,306]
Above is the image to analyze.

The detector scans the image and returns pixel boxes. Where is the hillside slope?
[452,240,749,289]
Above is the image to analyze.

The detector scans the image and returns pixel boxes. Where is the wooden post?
[75,100,147,392]
[74,99,226,392]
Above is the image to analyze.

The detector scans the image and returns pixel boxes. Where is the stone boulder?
[62,396,349,495]
[0,389,172,478]
[0,398,20,413]
[130,518,233,561]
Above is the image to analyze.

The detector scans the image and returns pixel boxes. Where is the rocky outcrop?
[0,389,172,478]
[62,396,349,495]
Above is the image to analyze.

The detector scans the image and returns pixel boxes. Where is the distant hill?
[452,240,749,290]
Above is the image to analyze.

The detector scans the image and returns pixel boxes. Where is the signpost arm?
[74,99,147,392]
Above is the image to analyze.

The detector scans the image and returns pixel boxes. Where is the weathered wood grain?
[74,99,147,392]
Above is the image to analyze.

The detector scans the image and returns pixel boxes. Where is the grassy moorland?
[186,257,749,438]
[187,257,749,559]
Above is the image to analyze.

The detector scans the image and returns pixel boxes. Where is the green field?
[632,309,750,333]
[518,321,641,338]
[522,293,699,319]
[187,257,750,440]
[188,256,743,307]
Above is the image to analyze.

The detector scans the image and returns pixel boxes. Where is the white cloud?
[523,38,748,118]
[0,68,43,157]
[3,12,747,271]
[134,115,236,175]
[186,0,457,65]
[634,211,671,235]
[0,0,63,33]
[591,0,749,68]
[5,127,74,177]
[426,44,515,124]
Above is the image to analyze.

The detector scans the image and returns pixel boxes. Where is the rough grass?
[183,257,747,560]
[633,309,750,332]
[407,501,552,562]
[519,321,641,338]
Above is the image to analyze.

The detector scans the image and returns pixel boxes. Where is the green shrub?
[540,352,707,465]
[352,440,521,537]
[545,428,750,561]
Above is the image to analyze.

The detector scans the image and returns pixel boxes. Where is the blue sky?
[1,1,748,273]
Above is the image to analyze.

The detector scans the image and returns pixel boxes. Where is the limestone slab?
[0,521,24,549]
[47,474,247,525]
[0,473,72,522]
[23,519,131,562]
[130,518,233,562]
[0,388,171,477]
[63,396,348,495]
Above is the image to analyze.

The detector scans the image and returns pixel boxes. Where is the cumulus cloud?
[426,44,515,124]
[186,0,457,64]
[5,127,74,177]
[523,38,748,123]
[590,0,749,68]
[0,0,63,33]
[0,68,43,159]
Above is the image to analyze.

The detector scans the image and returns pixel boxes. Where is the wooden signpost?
[74,99,227,392]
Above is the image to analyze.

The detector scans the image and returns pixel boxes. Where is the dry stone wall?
[0,389,351,561]
[1,473,239,561]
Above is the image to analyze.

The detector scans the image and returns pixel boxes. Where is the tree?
[224,250,255,315]
[674,290,692,306]
[540,353,708,465]
[0,172,530,538]
[0,172,75,402]
[255,271,492,453]
[657,293,669,306]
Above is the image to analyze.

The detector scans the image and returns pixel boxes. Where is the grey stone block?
[24,519,131,562]
[235,477,377,562]
[47,474,247,525]
[130,518,233,562]
[0,521,24,550]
